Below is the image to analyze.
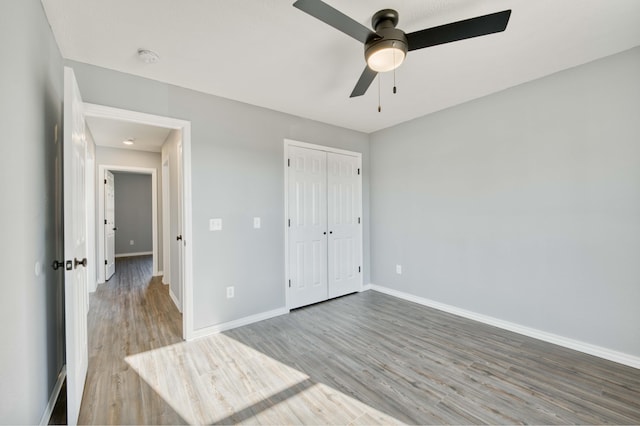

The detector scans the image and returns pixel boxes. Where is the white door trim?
[85,102,193,341]
[161,158,171,286]
[283,139,363,310]
[97,165,158,278]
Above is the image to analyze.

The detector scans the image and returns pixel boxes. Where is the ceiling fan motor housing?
[365,9,408,72]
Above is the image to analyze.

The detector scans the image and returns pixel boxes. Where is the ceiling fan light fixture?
[366,42,406,72]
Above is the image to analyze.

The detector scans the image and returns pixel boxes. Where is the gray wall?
[113,172,153,255]
[370,47,640,357]
[0,1,65,423]
[69,60,370,330]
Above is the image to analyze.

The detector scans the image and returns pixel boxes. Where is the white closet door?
[327,152,361,298]
[288,146,328,309]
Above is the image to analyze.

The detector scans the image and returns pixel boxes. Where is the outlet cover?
[130,240,135,246]
[253,217,261,229]
[226,286,234,298]
[396,264,402,275]
[210,218,222,231]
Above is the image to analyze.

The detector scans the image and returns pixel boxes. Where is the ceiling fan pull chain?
[393,68,397,94]
[377,74,381,112]
[393,47,397,94]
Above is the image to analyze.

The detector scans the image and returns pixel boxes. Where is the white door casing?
[104,170,115,280]
[63,66,89,426]
[288,146,328,309]
[285,141,362,310]
[176,139,184,311]
[327,152,361,298]
[162,158,171,286]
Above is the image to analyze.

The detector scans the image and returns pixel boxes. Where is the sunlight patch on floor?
[125,333,401,424]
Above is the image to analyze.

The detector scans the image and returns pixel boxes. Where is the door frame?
[97,165,158,280]
[283,139,363,310]
[84,102,194,340]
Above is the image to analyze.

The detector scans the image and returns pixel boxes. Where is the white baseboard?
[115,251,153,258]
[169,287,182,313]
[367,283,640,370]
[189,307,289,341]
[39,364,66,426]
[155,270,164,277]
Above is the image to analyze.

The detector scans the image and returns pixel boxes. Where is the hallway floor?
[78,255,184,424]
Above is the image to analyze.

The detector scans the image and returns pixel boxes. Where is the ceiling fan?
[293,0,512,98]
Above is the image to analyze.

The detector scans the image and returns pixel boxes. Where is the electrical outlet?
[210,218,222,231]
[226,286,234,299]
[129,240,135,246]
[253,217,261,229]
[396,264,402,275]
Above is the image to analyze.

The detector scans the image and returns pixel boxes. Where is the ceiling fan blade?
[406,10,511,51]
[350,66,378,98]
[293,0,376,44]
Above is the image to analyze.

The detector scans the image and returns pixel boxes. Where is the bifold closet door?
[327,152,361,298]
[288,146,328,309]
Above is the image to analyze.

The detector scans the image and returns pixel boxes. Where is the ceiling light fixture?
[364,10,408,73]
[365,41,406,72]
[122,138,135,145]
[137,48,160,64]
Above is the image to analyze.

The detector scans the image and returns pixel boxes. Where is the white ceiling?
[85,116,171,153]
[42,0,640,133]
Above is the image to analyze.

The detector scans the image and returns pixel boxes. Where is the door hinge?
[288,279,291,288]
[357,168,360,175]
[105,260,107,265]
[287,158,290,167]
[288,219,291,227]
[104,219,107,224]
[104,178,107,184]
[358,266,361,273]
[358,217,361,224]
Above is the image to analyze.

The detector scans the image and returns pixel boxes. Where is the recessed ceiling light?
[137,48,159,64]
[123,138,135,145]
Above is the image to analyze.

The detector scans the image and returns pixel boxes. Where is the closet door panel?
[327,152,361,298]
[288,146,328,309]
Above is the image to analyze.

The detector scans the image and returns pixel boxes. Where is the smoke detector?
[137,49,160,64]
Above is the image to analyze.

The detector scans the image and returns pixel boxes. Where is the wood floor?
[79,256,640,424]
[78,256,184,424]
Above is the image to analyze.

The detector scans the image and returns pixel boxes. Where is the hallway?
[78,256,185,424]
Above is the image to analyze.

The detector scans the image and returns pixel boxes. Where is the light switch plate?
[253,217,261,229]
[209,218,222,231]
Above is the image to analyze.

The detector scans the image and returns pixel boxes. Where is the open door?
[63,67,89,425]
[104,170,116,280]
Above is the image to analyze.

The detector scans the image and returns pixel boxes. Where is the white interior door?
[288,146,328,309]
[327,152,361,298]
[63,66,89,426]
[104,170,115,280]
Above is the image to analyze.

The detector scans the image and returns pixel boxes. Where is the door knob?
[74,257,87,268]
[113,227,118,231]
[51,260,64,270]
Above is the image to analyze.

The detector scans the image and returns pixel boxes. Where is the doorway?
[83,102,194,340]
[97,165,159,283]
